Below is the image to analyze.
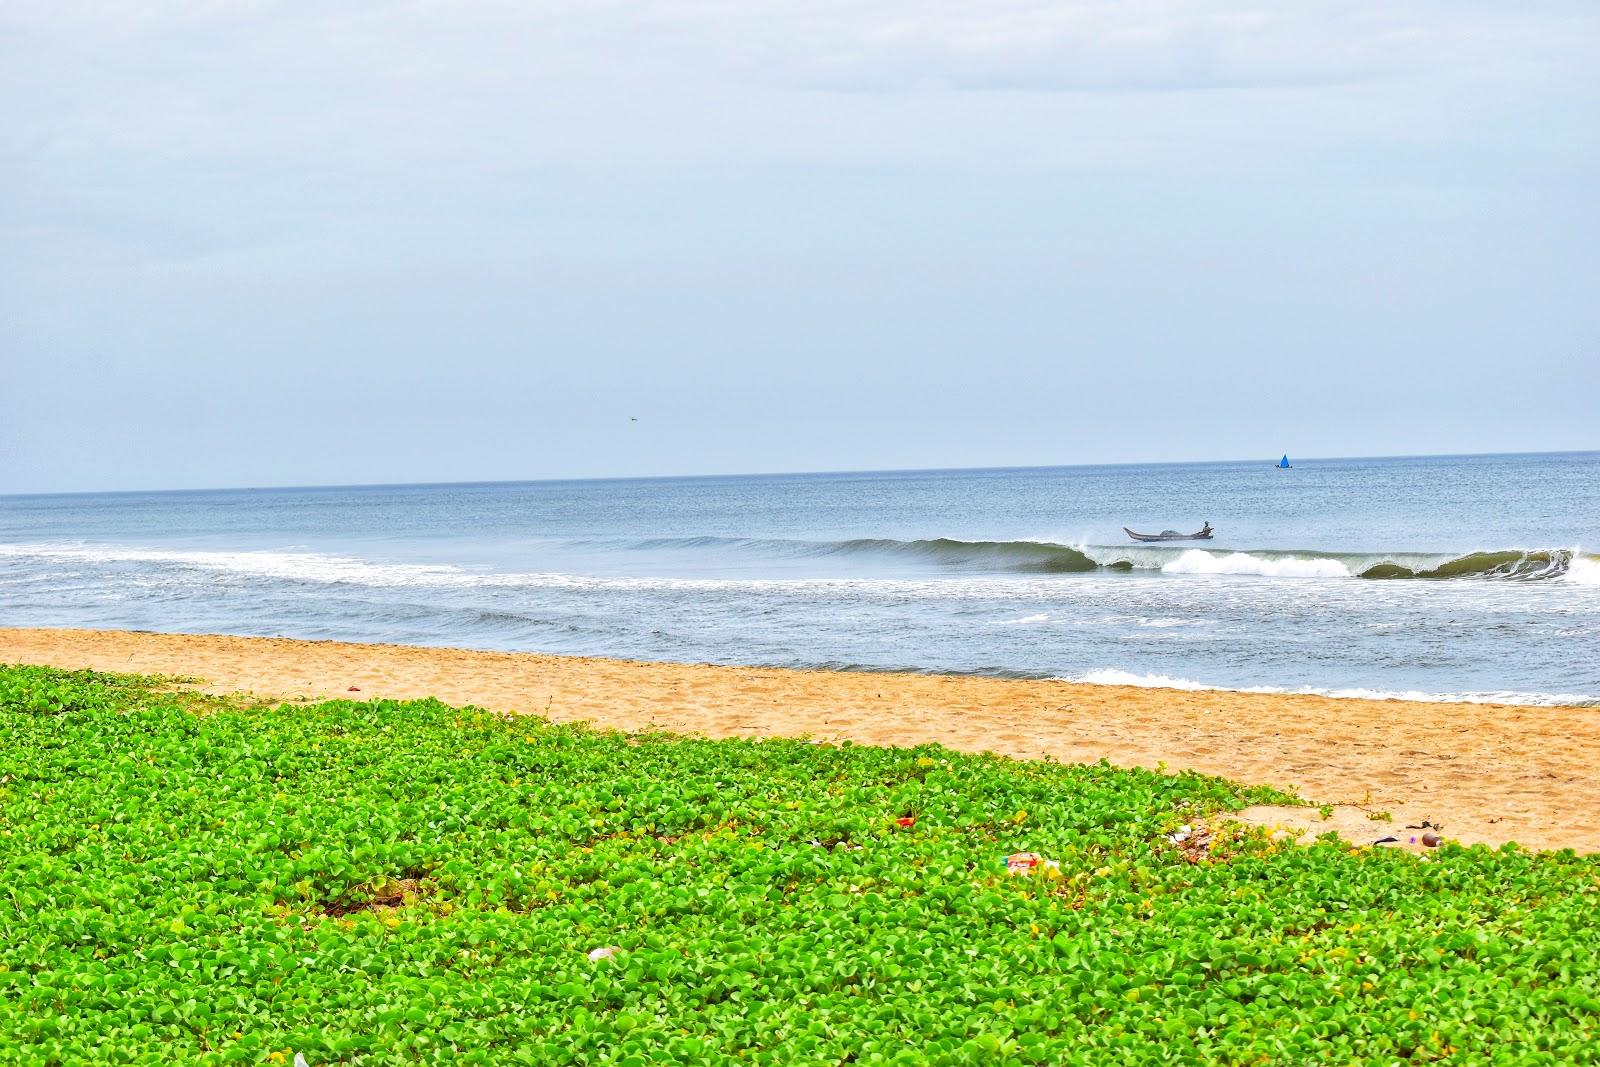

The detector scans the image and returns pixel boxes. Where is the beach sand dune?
[4,627,1596,854]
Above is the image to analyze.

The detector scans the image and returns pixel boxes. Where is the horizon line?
[3,447,1596,500]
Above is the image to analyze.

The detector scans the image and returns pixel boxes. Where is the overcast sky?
[3,1,1597,492]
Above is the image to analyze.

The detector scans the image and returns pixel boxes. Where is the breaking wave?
[624,535,1100,572]
[1159,550,1350,578]
[1070,669,1595,707]
[1353,549,1579,581]
[831,537,1098,572]
[0,543,462,586]
[614,536,1594,582]
[3,539,1593,584]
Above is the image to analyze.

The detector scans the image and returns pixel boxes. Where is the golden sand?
[4,627,1596,853]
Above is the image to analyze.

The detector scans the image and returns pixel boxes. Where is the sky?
[2,1,1597,493]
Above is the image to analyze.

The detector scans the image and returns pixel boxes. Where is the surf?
[1068,669,1596,707]
[1354,549,1579,580]
[602,535,1596,582]
[2,538,1593,584]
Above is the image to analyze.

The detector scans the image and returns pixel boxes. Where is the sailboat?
[1277,454,1291,469]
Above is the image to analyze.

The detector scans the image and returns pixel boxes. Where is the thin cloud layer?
[739,2,1405,93]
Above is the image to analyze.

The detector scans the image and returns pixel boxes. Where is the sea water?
[2,452,1597,704]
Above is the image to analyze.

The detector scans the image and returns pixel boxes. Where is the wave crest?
[3,538,1592,584]
[807,537,1595,581]
[1070,669,1595,706]
[833,537,1098,572]
[1356,549,1576,581]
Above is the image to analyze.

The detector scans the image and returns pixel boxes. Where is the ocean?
[3,451,1597,705]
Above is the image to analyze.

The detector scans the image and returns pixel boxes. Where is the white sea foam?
[1075,669,1212,691]
[1568,554,1600,586]
[0,541,1054,599]
[1069,669,1591,706]
[0,542,462,586]
[994,613,1051,625]
[1160,549,1351,578]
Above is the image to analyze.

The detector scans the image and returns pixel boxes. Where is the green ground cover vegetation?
[2,664,1598,1065]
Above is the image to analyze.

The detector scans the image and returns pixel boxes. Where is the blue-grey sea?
[3,452,1597,704]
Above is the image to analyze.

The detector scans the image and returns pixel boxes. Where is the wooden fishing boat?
[1124,524,1214,543]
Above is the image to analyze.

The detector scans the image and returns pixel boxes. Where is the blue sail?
[1278,454,1291,469]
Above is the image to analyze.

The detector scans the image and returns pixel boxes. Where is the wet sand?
[4,627,1597,853]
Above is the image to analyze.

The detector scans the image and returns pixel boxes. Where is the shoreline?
[4,626,1598,853]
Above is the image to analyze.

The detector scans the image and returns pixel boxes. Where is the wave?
[620,535,1100,572]
[833,537,1099,572]
[1070,669,1597,707]
[1355,549,1578,581]
[3,538,1594,586]
[0,543,463,586]
[1159,549,1350,578]
[945,541,1593,582]
[994,613,1051,626]
[1156,546,1587,580]
[0,542,1025,598]
[612,535,1596,582]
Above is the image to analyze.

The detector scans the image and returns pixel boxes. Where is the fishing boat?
[1124,523,1214,543]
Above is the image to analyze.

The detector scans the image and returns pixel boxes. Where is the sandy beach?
[4,626,1597,854]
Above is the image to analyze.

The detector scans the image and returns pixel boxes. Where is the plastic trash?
[588,946,622,961]
[1003,852,1060,876]
[1164,821,1219,863]
[1005,852,1040,874]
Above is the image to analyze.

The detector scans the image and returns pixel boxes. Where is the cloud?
[7,1,1597,104]
[737,2,1385,93]
[1,0,1596,269]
